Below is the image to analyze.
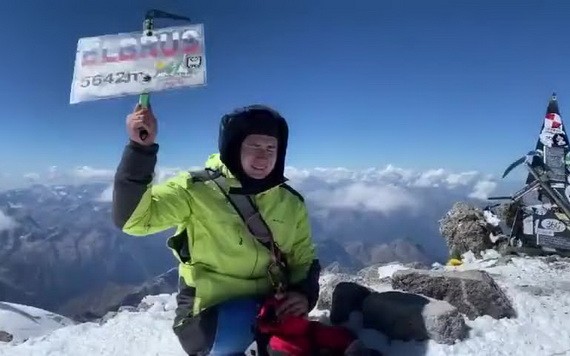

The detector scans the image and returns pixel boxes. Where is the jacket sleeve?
[287,202,321,311]
[112,140,193,236]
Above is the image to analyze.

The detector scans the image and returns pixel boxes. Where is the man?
[112,103,321,355]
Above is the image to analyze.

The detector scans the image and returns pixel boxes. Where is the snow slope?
[0,302,75,344]
[0,295,183,356]
[1,253,570,356]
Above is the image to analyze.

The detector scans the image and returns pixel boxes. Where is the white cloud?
[0,210,17,231]
[469,180,498,200]
[94,166,204,203]
[97,184,114,202]
[282,165,500,261]
[23,173,40,182]
[285,165,490,198]
[73,166,115,180]
[306,182,421,215]
[47,166,60,181]
[445,171,479,187]
[287,165,497,206]
[284,167,313,181]
[154,167,183,184]
[411,169,479,188]
[10,162,498,206]
[413,169,447,187]
[374,164,416,183]
[12,165,210,187]
[67,163,490,214]
[8,162,498,212]
[2,162,499,262]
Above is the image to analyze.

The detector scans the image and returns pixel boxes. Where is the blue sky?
[2,0,570,188]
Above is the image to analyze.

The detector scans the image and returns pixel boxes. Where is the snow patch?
[0,302,74,344]
[377,263,410,279]
[483,210,501,226]
[480,249,502,260]
[138,294,178,313]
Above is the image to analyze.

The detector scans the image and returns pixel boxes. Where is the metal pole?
[137,9,191,141]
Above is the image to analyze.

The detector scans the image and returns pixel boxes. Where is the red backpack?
[255,296,357,356]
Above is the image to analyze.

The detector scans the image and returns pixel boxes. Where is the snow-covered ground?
[1,252,570,355]
[0,302,75,344]
[365,252,570,355]
[0,295,184,356]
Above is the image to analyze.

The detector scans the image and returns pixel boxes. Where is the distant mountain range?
[0,184,177,319]
[307,201,449,262]
[0,183,436,320]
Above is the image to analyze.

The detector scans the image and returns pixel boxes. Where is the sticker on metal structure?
[541,218,567,232]
[540,132,554,147]
[536,228,555,236]
[555,212,570,223]
[70,24,206,104]
[544,146,566,182]
[523,215,534,234]
[534,206,548,216]
[544,112,564,131]
[537,233,570,250]
[553,133,568,147]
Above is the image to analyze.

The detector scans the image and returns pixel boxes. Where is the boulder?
[316,274,365,311]
[439,202,495,258]
[362,291,467,345]
[344,340,384,356]
[330,282,373,324]
[391,268,516,320]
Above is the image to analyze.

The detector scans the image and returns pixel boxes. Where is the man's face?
[240,134,278,179]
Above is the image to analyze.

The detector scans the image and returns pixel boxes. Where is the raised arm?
[112,104,192,236]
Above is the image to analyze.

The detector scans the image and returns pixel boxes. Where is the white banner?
[70,24,206,104]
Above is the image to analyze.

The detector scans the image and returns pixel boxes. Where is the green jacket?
[113,143,320,315]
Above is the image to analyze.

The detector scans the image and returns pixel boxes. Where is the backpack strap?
[199,168,290,293]
[189,168,221,182]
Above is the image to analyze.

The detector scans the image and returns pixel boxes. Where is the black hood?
[218,104,289,195]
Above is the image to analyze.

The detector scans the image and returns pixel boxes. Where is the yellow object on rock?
[447,258,463,266]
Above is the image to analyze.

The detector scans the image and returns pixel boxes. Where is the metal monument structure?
[488,93,570,253]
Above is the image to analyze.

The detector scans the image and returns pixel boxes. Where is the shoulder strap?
[189,168,221,182]
[203,169,289,292]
